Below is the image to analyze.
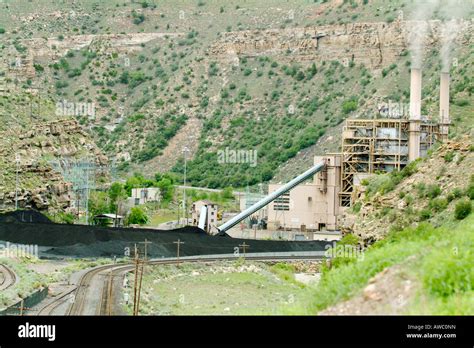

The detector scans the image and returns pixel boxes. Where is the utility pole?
[132,244,139,316]
[85,159,90,225]
[173,239,185,265]
[239,242,250,258]
[139,239,152,263]
[107,269,113,315]
[15,153,20,210]
[132,240,152,316]
[182,146,189,226]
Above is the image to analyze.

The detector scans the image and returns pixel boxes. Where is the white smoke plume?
[438,0,470,72]
[407,0,440,69]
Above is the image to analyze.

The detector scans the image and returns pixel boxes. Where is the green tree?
[342,97,358,114]
[157,178,174,202]
[88,191,110,217]
[109,182,127,222]
[127,207,149,225]
[221,187,234,200]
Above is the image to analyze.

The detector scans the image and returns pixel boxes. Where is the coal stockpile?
[0,210,52,224]
[0,211,332,258]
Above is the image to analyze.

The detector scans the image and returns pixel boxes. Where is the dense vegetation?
[2,0,471,190]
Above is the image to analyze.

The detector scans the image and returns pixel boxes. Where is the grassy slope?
[123,261,309,315]
[285,213,473,315]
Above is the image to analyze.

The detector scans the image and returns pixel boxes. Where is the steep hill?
[340,136,474,244]
[0,0,473,193]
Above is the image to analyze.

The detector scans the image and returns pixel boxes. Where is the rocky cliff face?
[0,119,108,212]
[210,19,472,70]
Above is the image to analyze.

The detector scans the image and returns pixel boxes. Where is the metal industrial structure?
[218,161,326,233]
[49,157,100,224]
[219,69,450,235]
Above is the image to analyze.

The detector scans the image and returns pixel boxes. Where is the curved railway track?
[39,253,325,316]
[0,264,17,291]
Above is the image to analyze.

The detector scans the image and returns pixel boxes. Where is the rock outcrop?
[210,19,473,70]
[0,119,108,212]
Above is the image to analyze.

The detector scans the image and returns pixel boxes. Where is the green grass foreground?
[286,214,474,315]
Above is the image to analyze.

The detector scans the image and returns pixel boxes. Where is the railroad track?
[0,264,17,291]
[36,286,76,315]
[41,253,325,316]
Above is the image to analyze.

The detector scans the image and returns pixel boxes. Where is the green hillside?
[0,0,472,190]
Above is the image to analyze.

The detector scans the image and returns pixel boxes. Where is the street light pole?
[182,146,189,226]
[15,153,20,210]
[85,159,90,225]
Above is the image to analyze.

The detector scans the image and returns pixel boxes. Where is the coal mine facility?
[0,210,332,258]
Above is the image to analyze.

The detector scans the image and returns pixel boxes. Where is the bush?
[429,197,448,212]
[132,11,145,25]
[419,209,432,221]
[127,207,149,225]
[444,151,455,163]
[467,181,474,200]
[221,187,234,199]
[454,199,472,220]
[339,234,359,246]
[452,188,464,199]
[365,174,396,197]
[352,202,362,213]
[426,185,441,199]
[51,212,75,224]
[342,97,358,114]
[454,99,469,107]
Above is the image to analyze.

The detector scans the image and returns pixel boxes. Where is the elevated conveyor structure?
[218,161,326,233]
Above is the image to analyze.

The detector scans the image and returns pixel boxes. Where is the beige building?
[191,200,218,234]
[268,154,342,232]
[131,187,160,205]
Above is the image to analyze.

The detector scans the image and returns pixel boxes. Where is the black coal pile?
[0,210,52,224]
[0,210,332,258]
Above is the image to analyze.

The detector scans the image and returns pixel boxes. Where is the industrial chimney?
[409,68,422,161]
[439,72,450,140]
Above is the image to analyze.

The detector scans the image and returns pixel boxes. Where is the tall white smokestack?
[439,72,450,139]
[409,68,421,161]
[409,68,422,120]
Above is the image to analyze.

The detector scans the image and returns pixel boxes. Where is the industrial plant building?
[267,69,450,232]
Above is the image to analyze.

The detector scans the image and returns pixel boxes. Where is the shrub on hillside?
[447,188,463,202]
[419,209,432,221]
[467,180,474,200]
[365,174,396,197]
[444,151,455,163]
[352,202,362,213]
[454,199,472,220]
[429,197,448,212]
[342,97,358,114]
[426,185,441,199]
